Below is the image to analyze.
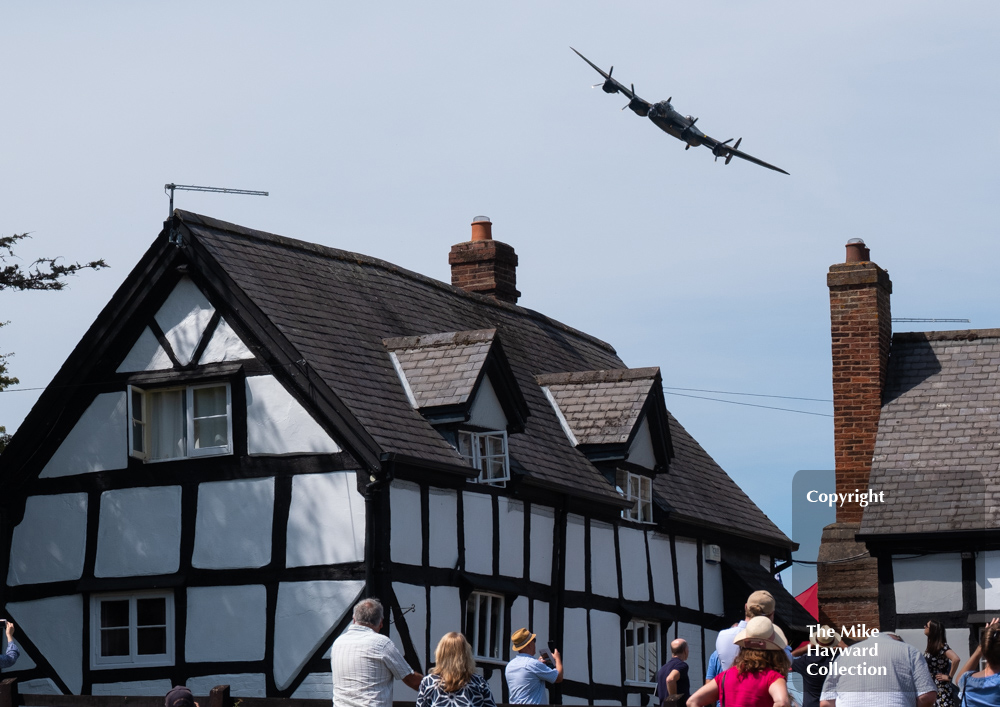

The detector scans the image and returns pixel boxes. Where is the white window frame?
[127,382,233,462]
[465,591,505,662]
[457,429,510,486]
[617,469,654,523]
[624,618,660,686]
[90,591,174,669]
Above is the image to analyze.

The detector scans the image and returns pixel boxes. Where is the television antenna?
[165,183,269,216]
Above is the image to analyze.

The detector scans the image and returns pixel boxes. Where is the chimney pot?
[471,216,492,242]
[845,238,870,263]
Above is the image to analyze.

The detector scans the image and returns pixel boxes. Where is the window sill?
[473,656,508,668]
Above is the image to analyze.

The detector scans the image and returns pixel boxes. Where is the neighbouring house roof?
[861,330,1000,537]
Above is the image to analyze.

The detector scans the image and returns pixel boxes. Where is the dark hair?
[733,648,789,678]
[982,623,1000,668]
[925,620,946,656]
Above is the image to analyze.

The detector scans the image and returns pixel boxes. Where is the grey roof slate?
[383,330,495,409]
[536,368,658,446]
[862,330,1000,536]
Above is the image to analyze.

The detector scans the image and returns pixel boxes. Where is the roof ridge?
[383,329,496,350]
[893,328,1000,342]
[536,367,660,386]
[175,210,617,355]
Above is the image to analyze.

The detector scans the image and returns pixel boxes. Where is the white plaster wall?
[510,596,530,639]
[154,277,215,366]
[8,493,88,586]
[498,497,524,577]
[117,328,173,372]
[392,582,428,669]
[627,418,656,470]
[40,392,128,478]
[895,627,971,679]
[676,623,703,686]
[186,585,266,663]
[273,580,365,691]
[703,629,719,679]
[977,550,1000,611]
[193,478,274,569]
[430,586,462,654]
[286,472,365,567]
[186,674,266,697]
[91,680,172,696]
[563,697,588,706]
[291,673,332,699]
[591,521,618,598]
[428,489,459,569]
[246,376,341,455]
[488,671,503,702]
[7,594,83,693]
[703,558,724,615]
[533,600,550,646]
[464,492,493,575]
[468,376,508,431]
[530,507,555,584]
[15,678,61,695]
[675,539,699,609]
[648,533,675,605]
[565,514,586,592]
[199,319,255,364]
[562,607,588,683]
[893,554,963,613]
[95,486,181,577]
[626,692,642,706]
[591,610,622,685]
[390,481,422,564]
[619,528,649,602]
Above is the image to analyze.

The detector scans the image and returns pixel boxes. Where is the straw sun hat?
[733,616,788,651]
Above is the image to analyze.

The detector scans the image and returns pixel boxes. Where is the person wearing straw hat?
[791,625,841,707]
[504,628,562,704]
[687,616,791,707]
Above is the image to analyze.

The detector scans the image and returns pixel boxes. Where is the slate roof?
[169,211,791,544]
[656,412,789,546]
[383,330,495,409]
[536,368,657,446]
[861,330,1000,536]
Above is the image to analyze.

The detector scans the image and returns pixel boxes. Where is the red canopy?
[796,582,819,620]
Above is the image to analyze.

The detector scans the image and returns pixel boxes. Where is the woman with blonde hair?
[416,632,496,707]
[687,616,791,707]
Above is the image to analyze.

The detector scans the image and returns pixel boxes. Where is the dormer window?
[128,383,232,461]
[457,429,510,486]
[617,469,653,523]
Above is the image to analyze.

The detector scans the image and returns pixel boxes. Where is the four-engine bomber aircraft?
[572,48,789,175]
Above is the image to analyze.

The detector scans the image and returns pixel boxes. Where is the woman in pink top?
[687,616,791,707]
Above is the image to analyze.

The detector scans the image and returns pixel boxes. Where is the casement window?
[465,591,505,661]
[457,430,510,486]
[617,469,654,523]
[91,591,174,668]
[624,618,660,685]
[128,383,232,461]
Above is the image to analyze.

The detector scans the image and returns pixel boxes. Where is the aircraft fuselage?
[648,102,707,147]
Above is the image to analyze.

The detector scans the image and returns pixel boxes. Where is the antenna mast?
[165,183,269,216]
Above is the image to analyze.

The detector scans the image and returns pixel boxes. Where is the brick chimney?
[817,238,891,633]
[449,216,520,304]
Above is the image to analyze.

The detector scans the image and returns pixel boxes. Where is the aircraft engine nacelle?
[601,79,620,94]
[628,98,650,117]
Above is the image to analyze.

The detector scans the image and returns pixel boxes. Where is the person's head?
[924,619,946,655]
[733,616,789,677]
[353,598,384,630]
[981,622,1000,669]
[165,686,197,707]
[744,590,776,621]
[511,628,536,655]
[430,632,477,692]
[670,638,688,660]
[809,625,840,650]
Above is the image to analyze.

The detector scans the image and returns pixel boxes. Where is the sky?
[2,1,998,590]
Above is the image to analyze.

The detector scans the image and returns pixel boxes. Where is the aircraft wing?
[571,48,651,112]
[701,134,789,175]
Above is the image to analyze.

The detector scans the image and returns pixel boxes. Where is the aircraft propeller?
[592,66,619,94]
[622,84,650,116]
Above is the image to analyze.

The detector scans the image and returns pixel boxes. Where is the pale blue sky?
[3,2,998,580]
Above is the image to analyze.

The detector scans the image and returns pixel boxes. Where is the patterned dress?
[925,644,956,707]
[415,673,497,707]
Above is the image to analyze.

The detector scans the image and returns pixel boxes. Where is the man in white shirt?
[331,598,423,707]
[819,632,935,707]
[716,590,783,670]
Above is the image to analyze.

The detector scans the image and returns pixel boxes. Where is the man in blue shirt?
[504,628,562,704]
[1,621,20,669]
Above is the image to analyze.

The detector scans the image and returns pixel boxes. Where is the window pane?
[101,628,130,657]
[465,596,477,652]
[458,432,474,463]
[136,627,167,655]
[477,595,489,657]
[149,390,185,459]
[137,597,166,626]
[488,596,503,659]
[132,421,145,454]
[194,417,228,449]
[131,390,144,422]
[100,600,129,628]
[647,623,659,681]
[193,386,227,417]
[488,458,506,481]
[624,622,636,681]
[486,434,504,457]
